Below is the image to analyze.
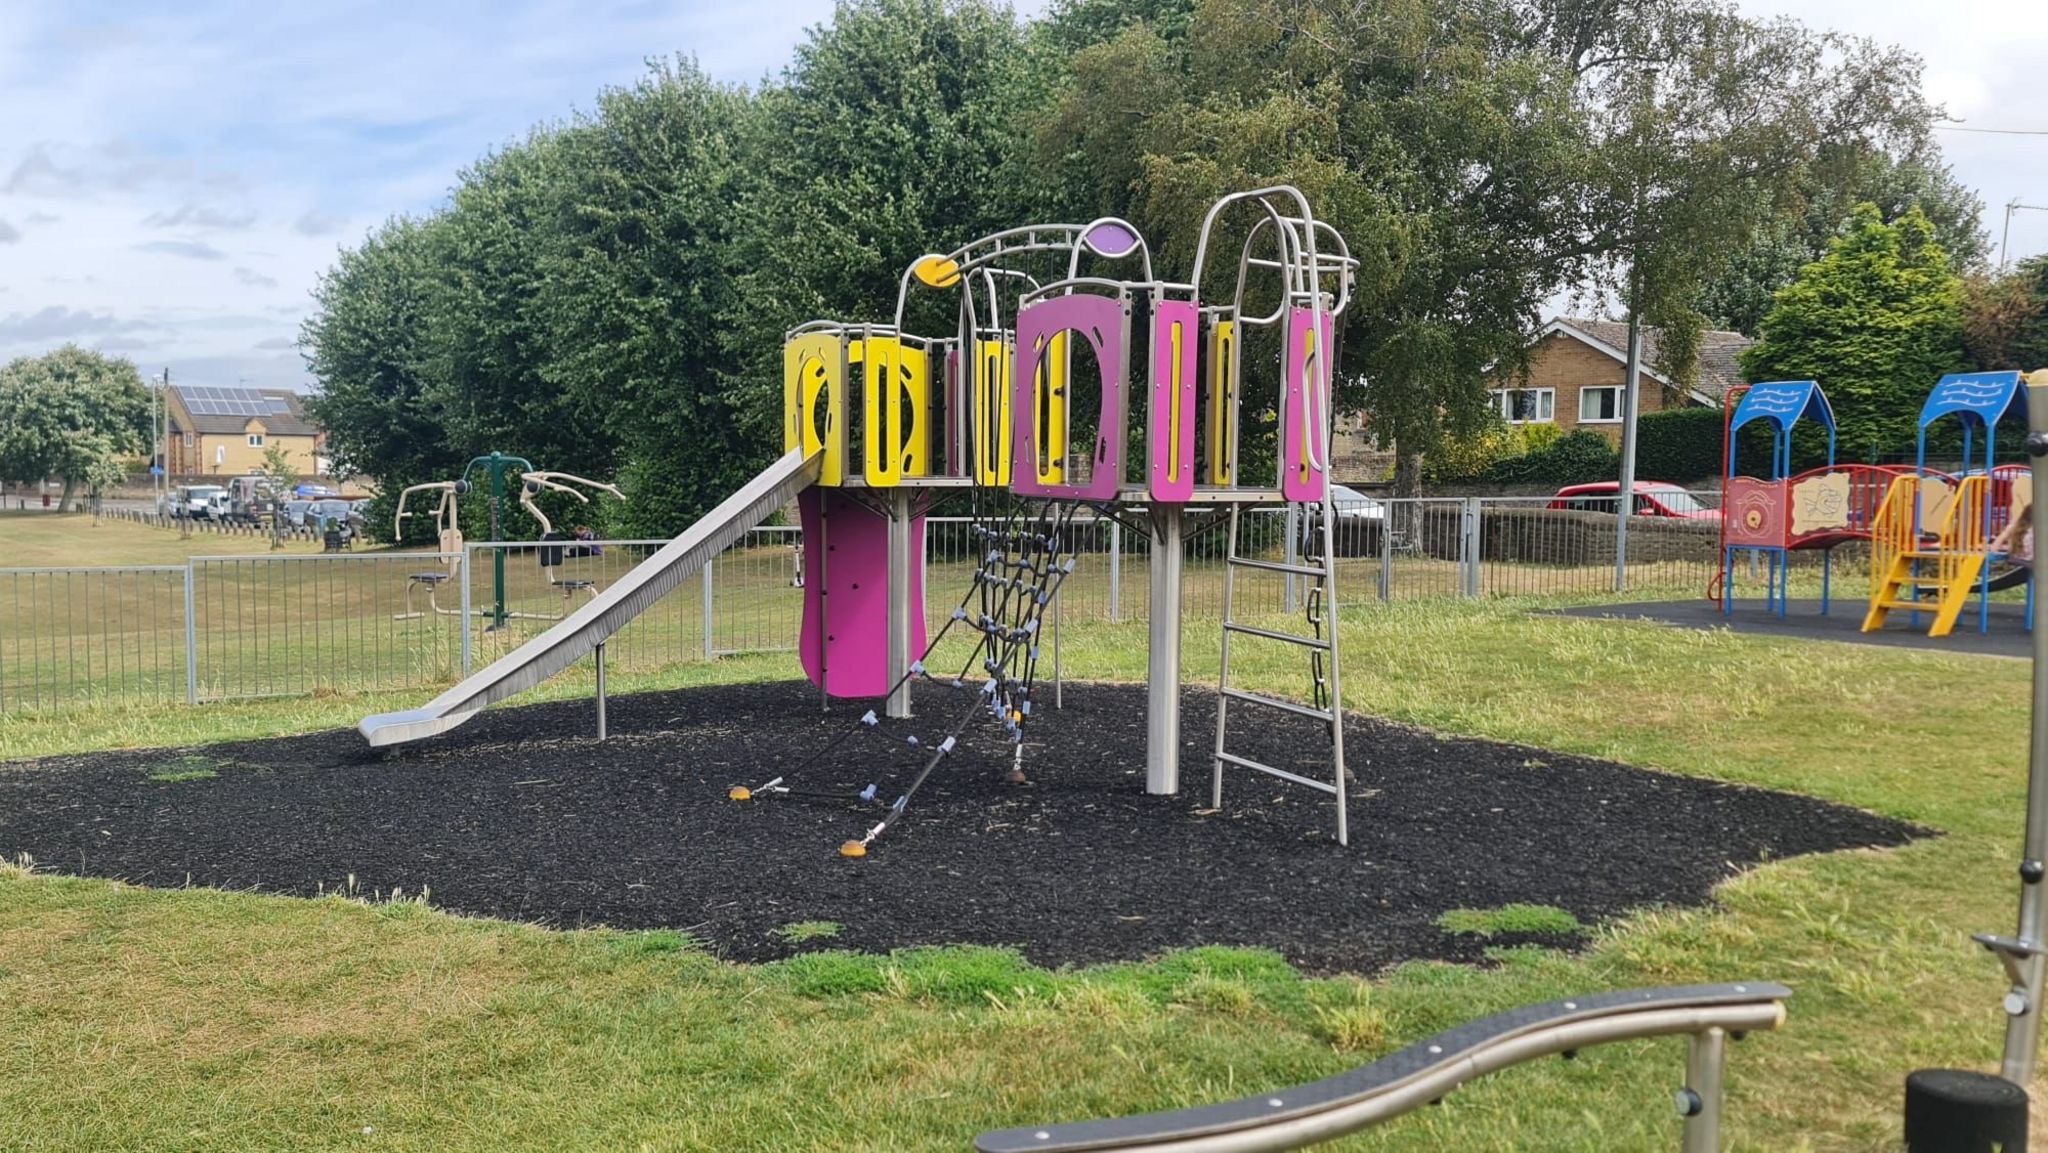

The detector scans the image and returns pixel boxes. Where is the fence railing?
[3,494,1742,715]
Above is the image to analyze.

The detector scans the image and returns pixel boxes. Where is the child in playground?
[1991,501,2033,568]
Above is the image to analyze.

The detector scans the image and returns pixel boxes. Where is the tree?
[1961,255,2048,372]
[0,346,152,509]
[256,442,299,550]
[1741,203,1967,460]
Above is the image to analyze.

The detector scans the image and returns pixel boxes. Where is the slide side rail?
[974,982,1789,1153]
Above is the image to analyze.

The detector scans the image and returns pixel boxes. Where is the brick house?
[1488,317,1753,440]
[164,384,323,477]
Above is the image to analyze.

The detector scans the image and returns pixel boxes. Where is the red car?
[1547,482,1720,521]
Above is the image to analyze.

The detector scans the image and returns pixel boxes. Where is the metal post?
[885,488,913,719]
[1283,504,1300,613]
[1379,503,1393,601]
[1146,504,1184,795]
[1680,1027,1726,1153]
[1054,562,1064,710]
[182,561,198,705]
[459,548,473,677]
[702,548,716,661]
[1108,517,1122,622]
[1460,497,1481,597]
[1615,309,1644,593]
[594,640,608,741]
[1998,378,2048,1084]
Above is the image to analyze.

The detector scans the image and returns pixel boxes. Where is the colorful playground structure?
[360,186,1364,845]
[1717,370,2041,639]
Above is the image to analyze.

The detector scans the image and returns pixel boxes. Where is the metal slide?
[359,448,823,747]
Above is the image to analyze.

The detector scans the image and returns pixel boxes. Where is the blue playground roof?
[1920,370,2026,429]
[1731,380,1834,434]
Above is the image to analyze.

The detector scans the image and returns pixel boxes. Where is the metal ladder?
[1211,496,1349,844]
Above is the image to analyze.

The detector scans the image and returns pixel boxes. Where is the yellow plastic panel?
[1032,331,1068,486]
[783,333,846,485]
[861,336,931,486]
[972,338,1013,487]
[1206,319,1236,484]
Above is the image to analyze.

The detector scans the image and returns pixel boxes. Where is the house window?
[1579,386,1621,423]
[247,434,264,447]
[1493,388,1555,423]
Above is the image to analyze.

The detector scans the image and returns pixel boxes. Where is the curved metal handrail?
[974,982,1789,1153]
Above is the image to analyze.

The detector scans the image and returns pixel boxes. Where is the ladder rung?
[1223,622,1331,649]
[1228,556,1328,577]
[1214,750,1340,795]
[1221,686,1335,722]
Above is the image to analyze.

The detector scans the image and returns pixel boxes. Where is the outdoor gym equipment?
[392,478,469,621]
[518,470,625,606]
[1863,371,2034,637]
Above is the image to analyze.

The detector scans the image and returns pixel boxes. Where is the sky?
[0,0,2042,393]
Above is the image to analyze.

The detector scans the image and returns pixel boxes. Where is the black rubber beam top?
[974,982,1792,1153]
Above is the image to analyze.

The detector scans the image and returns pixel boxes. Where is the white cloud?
[134,239,227,261]
[0,218,18,244]
[0,306,148,342]
[233,266,278,288]
[143,204,257,230]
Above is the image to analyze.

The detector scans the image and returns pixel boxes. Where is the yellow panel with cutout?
[1206,318,1237,485]
[1031,331,1067,487]
[861,336,931,486]
[784,333,846,485]
[972,338,1013,487]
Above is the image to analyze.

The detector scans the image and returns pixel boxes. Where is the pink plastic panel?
[1281,307,1335,501]
[798,487,928,698]
[1013,293,1124,501]
[1148,300,1198,502]
[1723,476,1788,548]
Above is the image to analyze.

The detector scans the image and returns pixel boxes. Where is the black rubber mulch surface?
[0,680,1923,974]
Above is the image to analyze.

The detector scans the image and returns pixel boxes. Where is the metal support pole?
[1460,497,1482,597]
[1997,377,2048,1084]
[1680,1027,1726,1153]
[885,488,913,719]
[1146,504,1184,795]
[459,549,473,677]
[1108,517,1122,622]
[182,561,198,705]
[1379,505,1393,601]
[1054,563,1064,710]
[701,548,716,661]
[1615,310,1644,593]
[594,640,608,741]
[1283,504,1300,613]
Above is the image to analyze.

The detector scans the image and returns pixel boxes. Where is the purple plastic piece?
[1013,293,1125,501]
[1081,220,1140,259]
[1149,300,1198,502]
[798,487,928,697]
[1281,307,1335,501]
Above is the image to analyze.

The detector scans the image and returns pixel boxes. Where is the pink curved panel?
[1013,293,1125,501]
[1149,300,1198,502]
[798,488,927,698]
[1281,307,1335,501]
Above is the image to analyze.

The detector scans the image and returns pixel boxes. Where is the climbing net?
[731,495,1080,856]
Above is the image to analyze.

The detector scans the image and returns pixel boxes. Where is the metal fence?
[3,493,1741,716]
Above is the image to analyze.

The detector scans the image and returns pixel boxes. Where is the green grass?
[1437,904,1586,939]
[773,920,845,945]
[0,596,2038,1149]
[145,754,223,783]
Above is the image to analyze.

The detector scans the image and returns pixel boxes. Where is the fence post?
[1461,497,1482,598]
[1108,517,1122,622]
[183,560,198,704]
[1379,503,1393,601]
[702,549,717,661]
[459,548,473,678]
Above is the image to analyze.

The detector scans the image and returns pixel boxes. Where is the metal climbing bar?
[973,983,1790,1153]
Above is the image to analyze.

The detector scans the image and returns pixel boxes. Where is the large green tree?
[0,346,152,509]
[1741,202,1967,460]
[1961,254,2048,373]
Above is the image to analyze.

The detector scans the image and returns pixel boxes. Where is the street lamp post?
[2002,200,2048,270]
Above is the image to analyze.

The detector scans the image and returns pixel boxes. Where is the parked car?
[226,475,280,523]
[161,484,227,519]
[1301,483,1388,558]
[281,499,315,527]
[1547,482,1719,521]
[306,498,357,530]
